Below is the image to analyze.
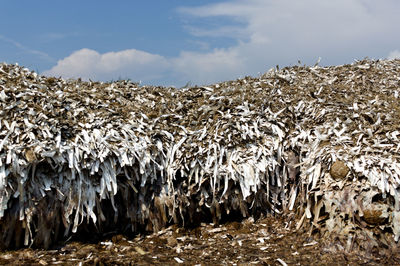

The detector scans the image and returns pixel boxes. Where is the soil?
[1,216,399,265]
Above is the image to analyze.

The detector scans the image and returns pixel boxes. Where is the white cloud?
[43,47,243,86]
[43,48,170,82]
[177,0,400,72]
[171,47,246,85]
[184,25,247,39]
[43,0,400,86]
[388,50,400,60]
[180,0,399,51]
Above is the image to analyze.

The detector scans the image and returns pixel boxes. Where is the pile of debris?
[0,59,399,250]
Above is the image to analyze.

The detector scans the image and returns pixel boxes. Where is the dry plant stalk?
[0,59,399,249]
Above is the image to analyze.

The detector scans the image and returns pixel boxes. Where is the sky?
[1,0,400,87]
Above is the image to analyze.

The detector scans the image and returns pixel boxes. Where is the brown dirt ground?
[1,216,399,265]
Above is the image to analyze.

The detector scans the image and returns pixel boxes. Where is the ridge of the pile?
[0,59,400,250]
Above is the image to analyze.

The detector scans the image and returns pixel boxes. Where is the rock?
[362,203,389,225]
[330,160,349,179]
[167,237,178,247]
[111,234,124,243]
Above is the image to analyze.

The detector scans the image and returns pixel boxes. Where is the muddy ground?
[1,216,399,265]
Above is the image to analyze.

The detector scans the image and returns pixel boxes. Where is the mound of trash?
[0,59,399,250]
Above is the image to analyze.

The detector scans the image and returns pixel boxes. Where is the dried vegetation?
[0,59,400,252]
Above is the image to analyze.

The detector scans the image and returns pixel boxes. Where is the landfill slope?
[0,59,399,250]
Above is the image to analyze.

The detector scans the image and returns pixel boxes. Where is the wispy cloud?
[0,34,55,62]
[186,40,211,51]
[40,32,81,43]
[183,25,247,40]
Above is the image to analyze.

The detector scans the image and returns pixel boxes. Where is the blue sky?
[1,0,400,86]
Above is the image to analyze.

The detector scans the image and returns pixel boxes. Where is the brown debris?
[329,160,349,179]
[0,217,399,265]
[362,203,389,225]
[24,148,37,163]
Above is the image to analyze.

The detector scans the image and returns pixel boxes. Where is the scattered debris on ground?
[1,216,399,265]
